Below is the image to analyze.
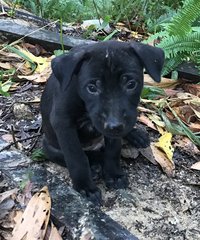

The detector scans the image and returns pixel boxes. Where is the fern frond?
[162,55,183,76]
[158,32,200,58]
[167,0,200,36]
[142,31,168,44]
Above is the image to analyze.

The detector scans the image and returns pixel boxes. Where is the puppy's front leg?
[125,127,150,149]
[103,137,129,189]
[53,123,101,203]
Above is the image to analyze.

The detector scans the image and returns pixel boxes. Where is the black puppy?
[41,41,164,203]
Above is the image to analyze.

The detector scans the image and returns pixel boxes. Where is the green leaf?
[103,29,118,41]
[167,104,200,146]
[5,45,36,71]
[141,86,165,100]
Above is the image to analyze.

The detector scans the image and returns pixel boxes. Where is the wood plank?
[0,19,94,50]
[0,139,138,240]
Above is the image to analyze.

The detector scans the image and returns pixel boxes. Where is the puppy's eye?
[87,84,98,95]
[126,81,137,91]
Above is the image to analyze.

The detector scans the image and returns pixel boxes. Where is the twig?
[0,133,41,153]
[11,125,18,149]
[0,19,59,52]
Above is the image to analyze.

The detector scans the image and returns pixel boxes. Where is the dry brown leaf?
[139,146,157,165]
[13,210,24,225]
[138,106,155,113]
[190,103,200,119]
[138,114,157,131]
[11,186,51,240]
[191,162,200,170]
[150,143,175,177]
[174,136,200,156]
[172,105,196,123]
[1,134,15,143]
[188,121,200,132]
[0,50,23,59]
[9,82,20,91]
[18,63,51,83]
[164,89,179,97]
[0,188,18,204]
[48,222,63,240]
[144,74,180,89]
[182,83,200,97]
[148,113,165,128]
[0,62,12,69]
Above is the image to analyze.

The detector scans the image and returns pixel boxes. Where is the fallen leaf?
[1,134,14,143]
[0,188,18,204]
[148,113,165,128]
[0,198,15,219]
[17,47,49,73]
[138,106,155,113]
[49,222,63,240]
[151,143,175,177]
[172,105,196,123]
[0,62,12,69]
[164,89,179,97]
[188,121,200,132]
[144,74,180,89]
[1,80,13,92]
[12,186,51,240]
[138,114,157,131]
[191,162,200,170]
[155,132,174,161]
[139,146,157,165]
[174,136,200,157]
[190,103,200,119]
[182,83,200,97]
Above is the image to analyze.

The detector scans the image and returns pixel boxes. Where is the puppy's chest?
[76,113,103,151]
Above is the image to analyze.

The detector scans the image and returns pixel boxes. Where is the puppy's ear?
[130,42,165,82]
[51,50,87,89]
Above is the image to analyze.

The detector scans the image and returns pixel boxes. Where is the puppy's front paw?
[105,175,129,189]
[80,187,102,206]
[126,128,150,148]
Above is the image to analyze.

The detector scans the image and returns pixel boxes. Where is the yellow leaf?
[155,132,174,161]
[18,47,49,73]
[151,143,175,177]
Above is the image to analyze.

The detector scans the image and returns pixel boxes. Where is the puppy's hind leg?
[42,137,66,167]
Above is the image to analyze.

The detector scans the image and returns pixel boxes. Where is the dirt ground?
[0,84,200,240]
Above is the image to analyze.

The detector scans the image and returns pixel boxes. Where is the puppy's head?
[52,41,164,138]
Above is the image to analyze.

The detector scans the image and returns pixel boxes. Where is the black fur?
[41,40,164,204]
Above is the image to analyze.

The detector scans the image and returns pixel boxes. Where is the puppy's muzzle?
[104,120,125,135]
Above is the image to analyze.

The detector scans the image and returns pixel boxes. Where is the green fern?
[161,56,183,76]
[167,0,200,36]
[158,32,200,58]
[145,0,200,75]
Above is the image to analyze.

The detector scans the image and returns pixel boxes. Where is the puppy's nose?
[104,121,124,132]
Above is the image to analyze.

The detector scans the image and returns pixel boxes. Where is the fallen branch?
[0,133,41,152]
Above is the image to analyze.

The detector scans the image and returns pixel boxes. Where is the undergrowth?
[144,0,200,75]
[8,0,182,31]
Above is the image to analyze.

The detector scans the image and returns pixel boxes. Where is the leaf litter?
[0,20,200,239]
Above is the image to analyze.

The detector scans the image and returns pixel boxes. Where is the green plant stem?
[92,0,101,25]
[59,18,65,53]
